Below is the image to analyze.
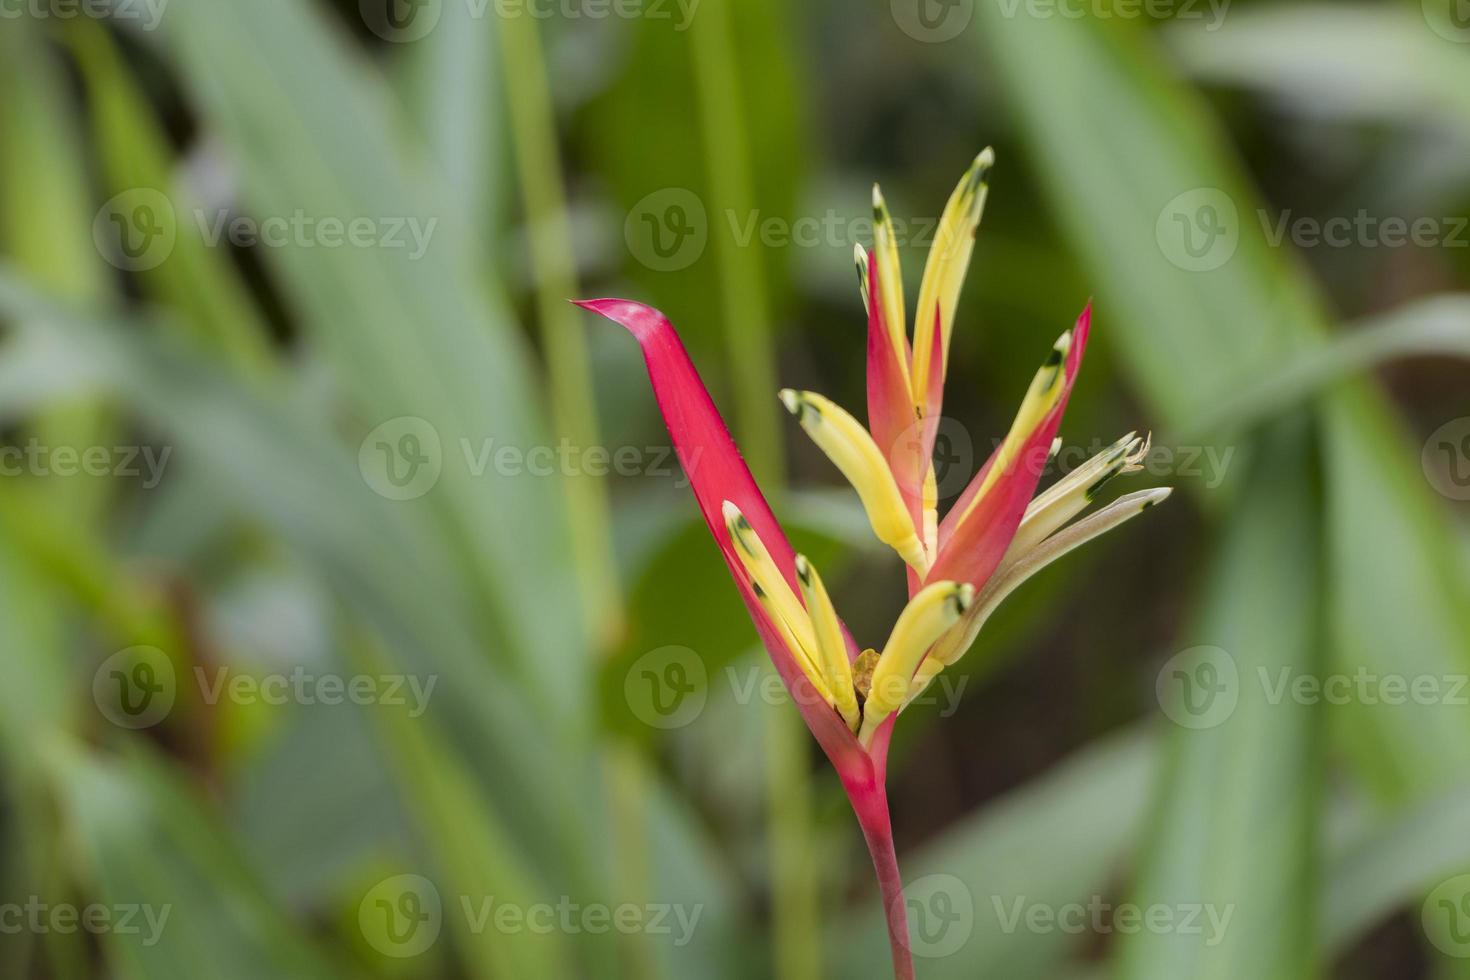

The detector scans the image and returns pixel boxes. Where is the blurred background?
[1,0,1469,977]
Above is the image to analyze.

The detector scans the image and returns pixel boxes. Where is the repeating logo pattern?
[897,874,974,958]
[359,417,444,500]
[1424,875,1470,958]
[624,645,708,729]
[93,188,177,272]
[359,874,443,958]
[1156,188,1239,272]
[1423,418,1470,501]
[361,0,442,42]
[624,188,708,271]
[93,646,176,729]
[1156,645,1239,729]
[1423,0,1470,42]
[890,0,975,42]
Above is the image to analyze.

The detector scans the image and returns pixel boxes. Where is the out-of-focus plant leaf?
[50,740,342,980]
[0,273,593,911]
[1183,295,1470,441]
[1166,4,1470,133]
[0,18,114,526]
[0,24,104,302]
[1324,780,1470,956]
[65,20,273,373]
[349,639,577,978]
[393,3,504,236]
[974,0,1470,806]
[1114,421,1321,979]
[150,0,588,732]
[583,0,806,362]
[835,728,1159,979]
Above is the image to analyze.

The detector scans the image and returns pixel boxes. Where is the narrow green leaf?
[1114,421,1321,980]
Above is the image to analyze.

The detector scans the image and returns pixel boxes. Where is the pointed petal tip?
[778,388,802,415]
[955,582,976,613]
[571,297,668,339]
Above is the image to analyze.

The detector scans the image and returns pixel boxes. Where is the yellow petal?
[794,555,859,731]
[722,502,825,694]
[912,148,993,406]
[871,184,912,392]
[858,580,973,746]
[780,390,928,574]
[951,329,1072,531]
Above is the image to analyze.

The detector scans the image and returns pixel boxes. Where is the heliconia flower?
[577,149,1169,980]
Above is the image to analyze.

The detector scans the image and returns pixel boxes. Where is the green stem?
[690,6,820,979]
[497,12,623,650]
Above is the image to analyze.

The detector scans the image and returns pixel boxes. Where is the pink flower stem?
[851,788,915,980]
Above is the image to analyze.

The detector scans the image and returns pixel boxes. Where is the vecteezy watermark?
[93,646,177,729]
[359,0,698,43]
[0,898,171,947]
[359,417,444,501]
[1158,190,1470,271]
[91,647,438,729]
[193,666,438,717]
[1156,646,1240,729]
[460,439,694,487]
[991,895,1234,946]
[1156,188,1240,272]
[0,440,171,488]
[358,875,703,959]
[92,188,438,272]
[0,0,168,30]
[1260,210,1469,250]
[192,210,438,260]
[623,647,970,730]
[1424,874,1470,958]
[993,0,1229,29]
[890,0,975,43]
[1423,417,1470,501]
[624,646,709,730]
[1422,0,1470,44]
[624,188,709,272]
[360,875,443,958]
[358,415,697,501]
[896,875,975,958]
[625,195,971,272]
[1156,647,1470,730]
[93,189,177,272]
[1259,666,1468,708]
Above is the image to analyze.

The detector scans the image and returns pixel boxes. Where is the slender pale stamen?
[854,244,871,316]
[722,502,827,698]
[904,488,1172,710]
[858,580,973,746]
[912,147,994,404]
[952,330,1073,529]
[779,390,929,575]
[795,555,860,731]
[872,185,910,395]
[1003,432,1148,567]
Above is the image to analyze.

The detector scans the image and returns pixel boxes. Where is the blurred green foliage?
[1,1,1468,978]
